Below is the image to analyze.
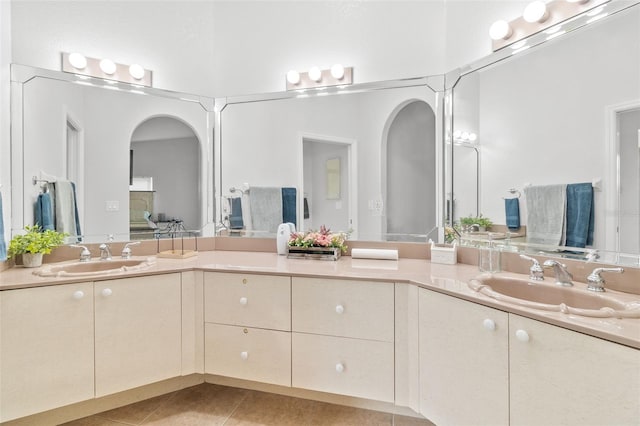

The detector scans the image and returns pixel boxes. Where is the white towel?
[54,180,79,236]
[249,187,282,234]
[524,184,567,246]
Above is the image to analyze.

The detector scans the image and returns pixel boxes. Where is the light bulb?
[308,66,322,82]
[469,133,478,142]
[286,70,301,85]
[489,20,512,40]
[461,131,470,141]
[453,130,462,139]
[523,1,549,23]
[129,64,145,80]
[68,53,87,70]
[99,58,117,75]
[330,64,345,80]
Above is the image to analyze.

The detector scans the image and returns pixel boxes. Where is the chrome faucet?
[99,234,114,261]
[542,259,573,286]
[586,267,624,292]
[71,244,91,262]
[121,241,140,259]
[520,254,544,281]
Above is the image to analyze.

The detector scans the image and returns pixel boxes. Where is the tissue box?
[430,242,457,265]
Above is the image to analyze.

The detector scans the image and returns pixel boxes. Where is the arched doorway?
[383,100,436,241]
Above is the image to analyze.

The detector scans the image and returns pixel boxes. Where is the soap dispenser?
[277,222,296,255]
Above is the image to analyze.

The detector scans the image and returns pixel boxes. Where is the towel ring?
[503,188,521,199]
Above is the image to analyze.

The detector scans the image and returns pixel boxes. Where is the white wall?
[1,0,11,251]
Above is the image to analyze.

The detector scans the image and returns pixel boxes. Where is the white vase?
[22,252,44,268]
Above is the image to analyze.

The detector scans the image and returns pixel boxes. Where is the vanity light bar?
[61,52,153,87]
[490,0,611,51]
[285,65,353,91]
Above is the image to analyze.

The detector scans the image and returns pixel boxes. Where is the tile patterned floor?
[61,384,435,426]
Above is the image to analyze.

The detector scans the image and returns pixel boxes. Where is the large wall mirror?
[11,65,216,243]
[449,1,640,265]
[217,78,443,242]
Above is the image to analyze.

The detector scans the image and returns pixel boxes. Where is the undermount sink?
[468,275,640,318]
[34,258,155,278]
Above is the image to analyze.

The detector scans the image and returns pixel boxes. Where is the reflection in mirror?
[450,4,640,264]
[219,81,441,242]
[11,66,215,243]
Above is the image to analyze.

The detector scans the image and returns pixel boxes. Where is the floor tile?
[60,415,133,426]
[140,383,248,425]
[95,392,176,425]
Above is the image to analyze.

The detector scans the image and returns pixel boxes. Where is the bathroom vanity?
[1,251,638,425]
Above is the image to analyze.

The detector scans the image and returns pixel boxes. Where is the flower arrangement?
[288,225,348,254]
[8,225,67,258]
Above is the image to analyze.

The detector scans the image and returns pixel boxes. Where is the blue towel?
[505,197,520,230]
[35,192,55,231]
[565,183,594,248]
[229,197,244,229]
[0,192,6,261]
[282,187,297,228]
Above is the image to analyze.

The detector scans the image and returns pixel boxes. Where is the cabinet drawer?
[205,323,291,387]
[292,333,394,402]
[204,272,291,331]
[292,277,394,342]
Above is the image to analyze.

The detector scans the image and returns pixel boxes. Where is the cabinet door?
[95,274,182,397]
[204,272,291,331]
[0,283,94,422]
[510,314,640,426]
[205,323,291,387]
[292,277,394,342]
[419,289,509,426]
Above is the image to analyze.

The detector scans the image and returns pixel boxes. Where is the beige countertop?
[1,250,639,349]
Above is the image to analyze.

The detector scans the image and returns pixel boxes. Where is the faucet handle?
[586,267,624,292]
[121,241,141,259]
[520,254,544,281]
[71,244,91,262]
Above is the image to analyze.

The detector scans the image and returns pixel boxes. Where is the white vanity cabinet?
[0,282,95,422]
[203,272,292,386]
[291,277,395,402]
[509,315,640,426]
[418,288,509,426]
[419,287,640,426]
[94,273,182,397]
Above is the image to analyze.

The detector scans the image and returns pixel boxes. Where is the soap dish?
[429,240,457,265]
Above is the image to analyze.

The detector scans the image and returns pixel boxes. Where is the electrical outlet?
[105,200,119,212]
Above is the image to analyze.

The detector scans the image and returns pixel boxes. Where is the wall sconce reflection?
[286,64,353,91]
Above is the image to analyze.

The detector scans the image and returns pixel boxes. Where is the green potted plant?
[8,225,67,267]
[459,214,493,232]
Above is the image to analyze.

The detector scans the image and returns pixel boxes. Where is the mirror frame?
[214,75,447,242]
[10,63,217,240]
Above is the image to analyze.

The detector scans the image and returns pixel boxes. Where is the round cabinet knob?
[73,290,84,300]
[101,288,113,297]
[335,363,345,373]
[242,278,248,284]
[240,351,249,360]
[515,329,530,342]
[335,304,345,314]
[239,297,248,306]
[483,318,496,331]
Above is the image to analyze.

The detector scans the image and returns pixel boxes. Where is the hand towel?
[229,197,244,229]
[565,183,594,248]
[0,192,6,261]
[524,184,567,246]
[35,192,55,231]
[54,181,79,236]
[504,197,520,230]
[281,187,297,228]
[249,187,282,233]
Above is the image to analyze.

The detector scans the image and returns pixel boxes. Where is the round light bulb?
[330,64,345,80]
[523,1,549,23]
[461,131,470,141]
[489,20,512,40]
[129,64,145,80]
[99,58,117,75]
[308,66,322,82]
[286,69,301,85]
[68,53,87,70]
[453,130,462,139]
[469,133,478,142]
